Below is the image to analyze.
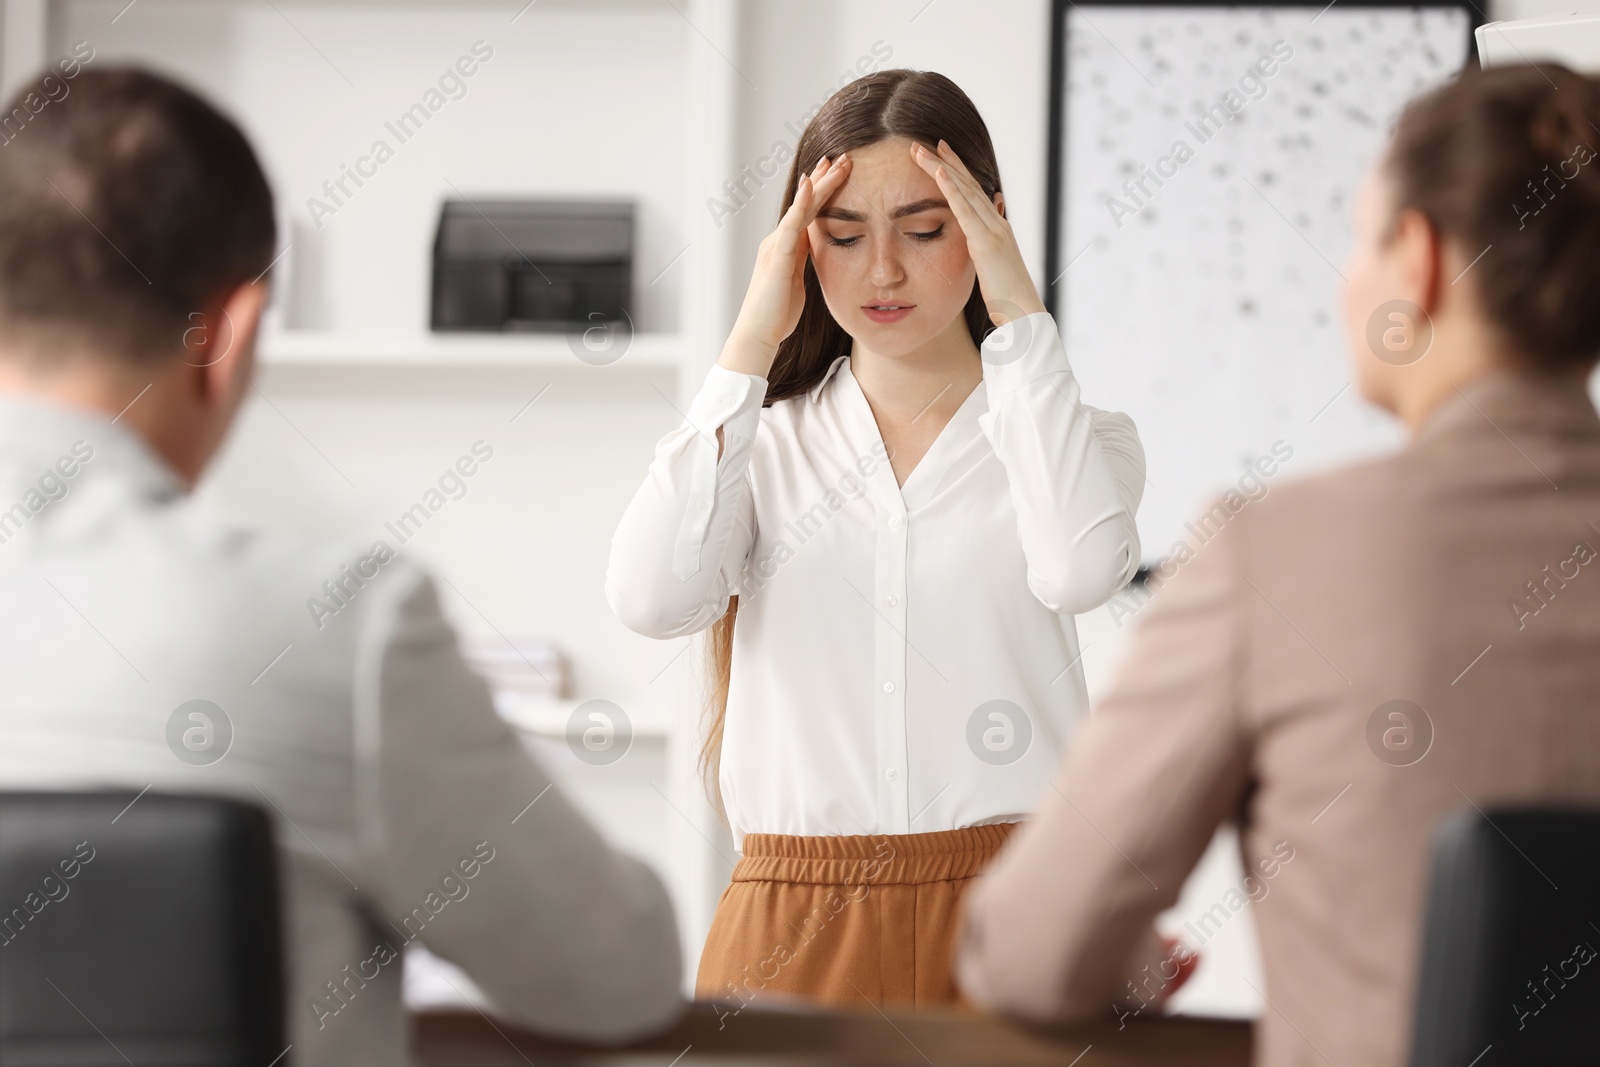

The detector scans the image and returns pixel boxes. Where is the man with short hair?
[0,66,684,1066]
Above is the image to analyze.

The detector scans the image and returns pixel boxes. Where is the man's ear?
[191,281,268,405]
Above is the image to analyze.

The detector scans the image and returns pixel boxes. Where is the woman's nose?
[868,237,907,286]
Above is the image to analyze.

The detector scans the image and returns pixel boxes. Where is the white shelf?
[257,329,684,370]
[493,693,672,740]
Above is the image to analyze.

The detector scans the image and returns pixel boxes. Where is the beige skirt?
[695,822,1021,1012]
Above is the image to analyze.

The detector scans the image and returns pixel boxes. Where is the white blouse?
[606,311,1145,852]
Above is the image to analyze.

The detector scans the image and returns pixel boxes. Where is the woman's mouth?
[862,304,915,324]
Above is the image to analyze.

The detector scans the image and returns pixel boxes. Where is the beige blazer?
[954,367,1600,1067]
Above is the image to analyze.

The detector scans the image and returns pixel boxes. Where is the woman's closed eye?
[825,223,946,248]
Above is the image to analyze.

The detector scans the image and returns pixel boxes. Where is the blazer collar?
[1413,366,1600,446]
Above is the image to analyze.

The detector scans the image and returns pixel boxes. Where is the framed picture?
[1043,0,1482,568]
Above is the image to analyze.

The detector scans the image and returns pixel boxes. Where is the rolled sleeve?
[606,361,765,639]
[675,364,764,580]
[975,311,1143,614]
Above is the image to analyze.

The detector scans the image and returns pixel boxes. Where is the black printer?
[430,198,633,332]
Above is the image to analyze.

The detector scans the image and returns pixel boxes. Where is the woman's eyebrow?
[817,198,950,223]
[890,197,949,219]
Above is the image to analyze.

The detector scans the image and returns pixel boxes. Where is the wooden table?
[413,1002,1251,1066]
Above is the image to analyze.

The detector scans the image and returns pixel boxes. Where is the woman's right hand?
[719,152,853,377]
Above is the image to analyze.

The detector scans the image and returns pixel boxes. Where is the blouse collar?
[808,354,850,403]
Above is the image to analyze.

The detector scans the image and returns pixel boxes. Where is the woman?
[606,69,1149,1009]
[952,61,1600,1066]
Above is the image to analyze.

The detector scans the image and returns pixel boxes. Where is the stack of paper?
[1477,12,1600,71]
[460,636,568,699]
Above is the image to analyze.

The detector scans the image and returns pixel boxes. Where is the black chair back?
[0,791,285,1067]
[1410,806,1600,1067]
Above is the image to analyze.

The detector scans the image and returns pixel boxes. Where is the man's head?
[0,66,276,487]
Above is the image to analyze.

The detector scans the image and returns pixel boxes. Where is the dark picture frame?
[1042,0,1486,317]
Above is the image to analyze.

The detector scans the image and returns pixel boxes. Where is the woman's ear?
[993,191,1007,219]
[1388,205,1442,319]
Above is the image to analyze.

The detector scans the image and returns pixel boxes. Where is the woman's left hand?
[909,138,1047,327]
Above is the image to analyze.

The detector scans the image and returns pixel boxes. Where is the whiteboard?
[1047,3,1474,565]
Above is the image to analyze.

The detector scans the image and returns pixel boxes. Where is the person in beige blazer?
[953,62,1600,1067]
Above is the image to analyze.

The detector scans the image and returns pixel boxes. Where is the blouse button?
[887,514,902,528]
[882,682,895,694]
[885,768,899,782]
[886,595,898,607]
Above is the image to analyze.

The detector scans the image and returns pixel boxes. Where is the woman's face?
[805,135,982,357]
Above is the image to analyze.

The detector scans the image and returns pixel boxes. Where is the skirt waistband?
[732,821,1022,886]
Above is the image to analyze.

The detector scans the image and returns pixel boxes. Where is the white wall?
[726,0,1053,324]
[52,0,691,335]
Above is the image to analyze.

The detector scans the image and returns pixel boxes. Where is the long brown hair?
[698,69,1005,816]
[1384,62,1600,371]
